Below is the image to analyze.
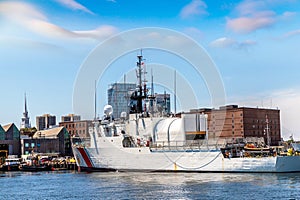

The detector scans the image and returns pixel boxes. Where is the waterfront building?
[155,93,171,114]
[36,114,56,131]
[0,123,21,163]
[59,120,92,142]
[21,126,71,156]
[188,105,281,146]
[20,93,31,129]
[107,83,172,118]
[61,114,81,122]
[107,83,136,119]
[0,125,7,164]
[59,120,92,138]
[0,125,5,140]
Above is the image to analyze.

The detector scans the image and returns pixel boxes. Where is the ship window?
[186,134,205,140]
[122,136,135,148]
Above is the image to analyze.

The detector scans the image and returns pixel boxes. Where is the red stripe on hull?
[78,148,93,168]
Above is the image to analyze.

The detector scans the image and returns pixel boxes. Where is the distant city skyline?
[1,0,300,140]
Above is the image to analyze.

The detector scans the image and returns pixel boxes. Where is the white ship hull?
[72,140,300,173]
[72,112,300,173]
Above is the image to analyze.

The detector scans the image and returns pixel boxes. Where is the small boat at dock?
[19,164,53,172]
[0,156,21,171]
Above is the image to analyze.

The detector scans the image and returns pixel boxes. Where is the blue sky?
[1,0,300,139]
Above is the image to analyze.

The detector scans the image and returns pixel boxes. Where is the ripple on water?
[0,171,300,200]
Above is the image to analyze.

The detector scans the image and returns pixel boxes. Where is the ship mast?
[136,53,144,113]
[130,50,147,114]
[94,80,97,120]
[174,70,177,114]
[150,68,154,115]
[265,114,271,147]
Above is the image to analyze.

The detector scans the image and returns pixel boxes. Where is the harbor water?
[1,171,300,200]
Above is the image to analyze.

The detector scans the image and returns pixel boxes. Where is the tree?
[20,127,37,138]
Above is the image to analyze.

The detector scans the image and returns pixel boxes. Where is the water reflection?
[0,171,300,200]
[87,172,300,199]
[89,172,300,186]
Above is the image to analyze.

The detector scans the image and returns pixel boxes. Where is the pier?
[0,156,78,172]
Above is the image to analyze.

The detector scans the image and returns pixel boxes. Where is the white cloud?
[180,0,208,19]
[226,11,276,33]
[283,29,300,38]
[235,0,264,16]
[183,27,204,39]
[238,40,257,48]
[0,1,118,41]
[54,0,94,14]
[209,37,256,49]
[226,0,297,33]
[281,11,297,18]
[74,25,118,40]
[210,37,236,48]
[0,1,47,21]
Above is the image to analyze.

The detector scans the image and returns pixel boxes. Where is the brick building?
[189,105,281,146]
[61,114,81,122]
[59,120,92,139]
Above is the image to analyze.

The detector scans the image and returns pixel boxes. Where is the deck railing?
[150,140,225,152]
